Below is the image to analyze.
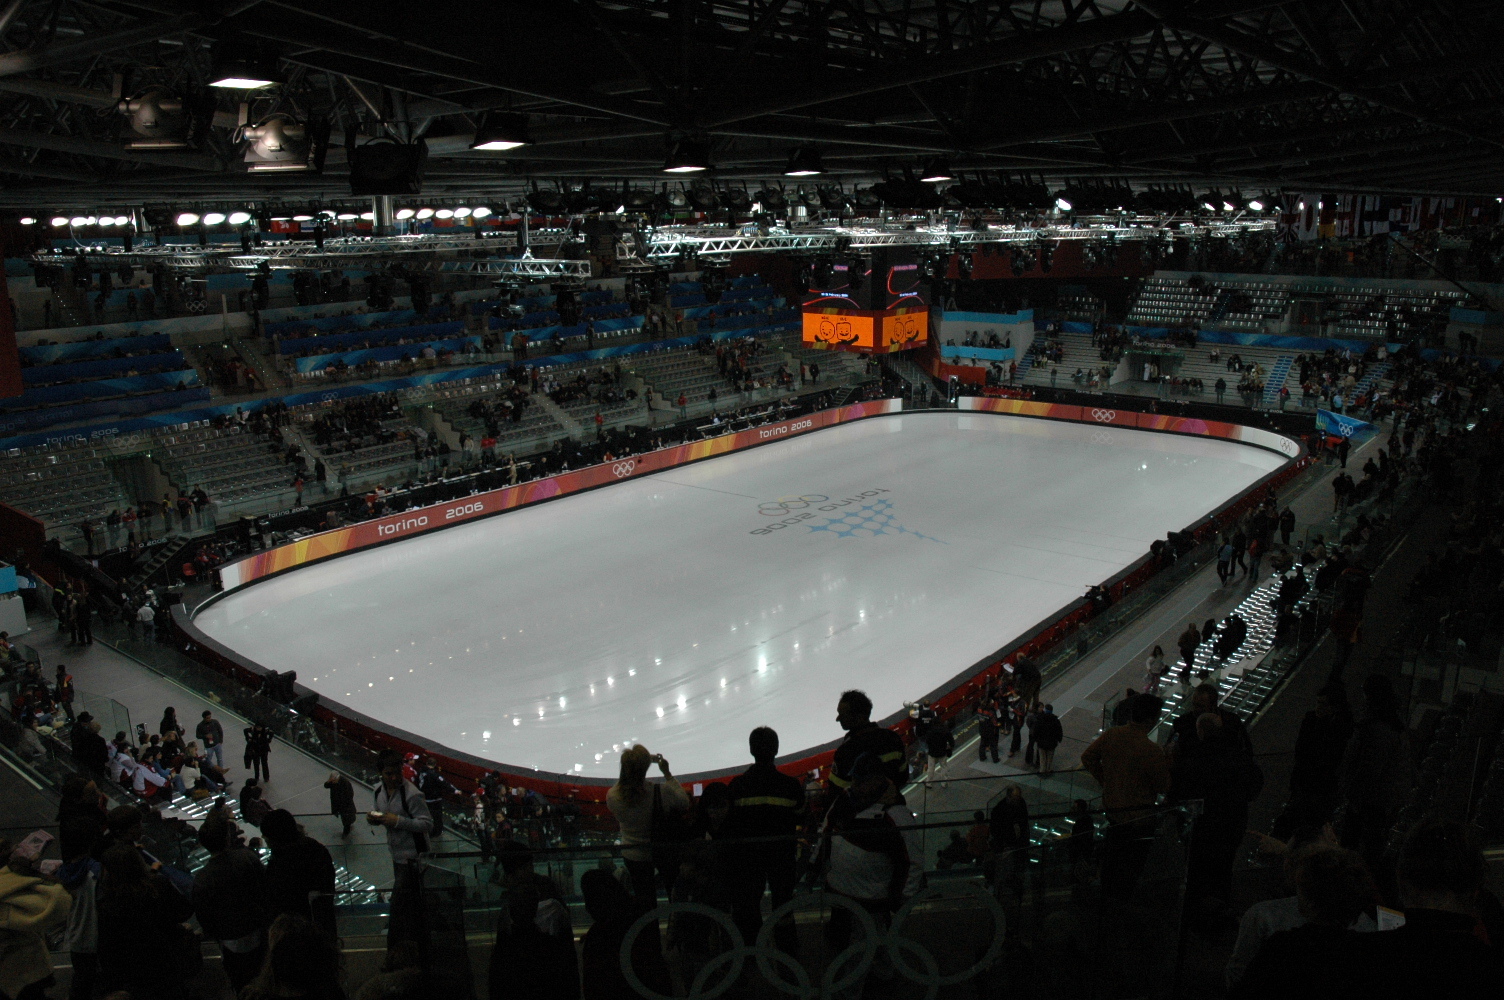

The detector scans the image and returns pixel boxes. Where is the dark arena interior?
[1,1,1503,997]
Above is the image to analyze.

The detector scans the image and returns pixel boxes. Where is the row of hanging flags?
[1275,195,1504,242]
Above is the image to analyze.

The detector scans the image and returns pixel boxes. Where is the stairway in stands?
[1353,361,1391,401]
[1259,355,1294,408]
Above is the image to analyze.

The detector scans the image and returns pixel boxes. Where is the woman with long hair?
[606,745,689,900]
[96,842,195,997]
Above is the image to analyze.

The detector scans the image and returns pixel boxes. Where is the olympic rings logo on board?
[620,883,1005,999]
[611,460,637,478]
[757,494,829,515]
[1090,408,1116,422]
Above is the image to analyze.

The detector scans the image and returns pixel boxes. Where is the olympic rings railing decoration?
[620,881,1006,1000]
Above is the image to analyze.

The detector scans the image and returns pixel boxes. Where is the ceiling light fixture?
[112,215,132,226]
[470,111,530,151]
[663,136,711,173]
[121,87,190,148]
[243,116,327,173]
[18,216,34,225]
[96,216,116,227]
[919,157,953,183]
[207,41,282,89]
[70,216,88,227]
[50,216,68,227]
[784,146,824,177]
[1054,196,1073,212]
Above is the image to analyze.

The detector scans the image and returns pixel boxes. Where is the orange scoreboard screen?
[802,307,927,354]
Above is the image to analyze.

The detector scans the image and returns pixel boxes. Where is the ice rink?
[194,412,1288,779]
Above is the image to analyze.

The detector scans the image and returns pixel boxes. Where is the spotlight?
[120,87,189,148]
[919,157,953,183]
[435,209,454,219]
[663,136,711,173]
[70,216,88,227]
[1247,198,1265,212]
[292,214,313,222]
[1054,196,1073,212]
[360,211,374,220]
[349,138,427,195]
[337,213,357,221]
[96,217,115,227]
[395,208,416,220]
[112,215,132,226]
[228,211,252,225]
[175,212,199,226]
[415,208,435,220]
[1198,191,1221,212]
[18,216,34,225]
[202,212,227,225]
[470,111,529,151]
[243,116,326,173]
[85,216,97,225]
[471,206,492,218]
[50,216,68,227]
[784,146,824,177]
[453,207,472,218]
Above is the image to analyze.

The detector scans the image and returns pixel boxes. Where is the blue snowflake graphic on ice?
[806,498,943,542]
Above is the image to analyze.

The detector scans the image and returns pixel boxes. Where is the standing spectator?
[1143,646,1167,696]
[1246,536,1264,581]
[261,810,337,939]
[1338,675,1413,868]
[976,697,1000,763]
[922,712,953,784]
[195,710,225,770]
[193,812,272,993]
[370,749,433,956]
[54,665,75,722]
[829,689,907,796]
[1177,621,1202,673]
[415,758,459,837]
[324,771,357,836]
[159,706,185,740]
[606,745,688,900]
[240,914,343,1000]
[1277,685,1354,836]
[1031,704,1064,775]
[989,784,1029,853]
[1080,695,1171,898]
[69,712,108,776]
[725,726,804,953]
[244,722,273,782]
[1172,714,1264,919]
[135,601,155,642]
[1279,506,1296,545]
[1217,539,1235,585]
[95,842,196,997]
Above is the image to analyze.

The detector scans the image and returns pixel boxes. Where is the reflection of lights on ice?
[656,707,665,717]
[513,718,520,726]
[482,730,491,740]
[677,696,687,709]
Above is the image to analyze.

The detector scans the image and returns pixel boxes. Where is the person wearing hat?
[69,711,109,776]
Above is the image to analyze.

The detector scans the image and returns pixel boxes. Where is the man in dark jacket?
[69,712,109,775]
[415,758,460,837]
[324,770,358,836]
[1030,704,1065,775]
[259,809,337,939]
[725,726,805,952]
[192,812,271,992]
[1173,714,1263,914]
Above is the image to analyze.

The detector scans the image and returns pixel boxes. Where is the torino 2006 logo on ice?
[750,490,942,542]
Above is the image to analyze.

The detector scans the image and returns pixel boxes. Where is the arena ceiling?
[0,0,1500,210]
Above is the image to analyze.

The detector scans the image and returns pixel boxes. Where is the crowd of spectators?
[306,395,410,457]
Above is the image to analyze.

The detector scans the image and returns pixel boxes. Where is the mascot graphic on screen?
[889,316,920,346]
[816,317,860,346]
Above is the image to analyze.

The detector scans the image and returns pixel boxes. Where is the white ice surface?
[194,412,1285,779]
